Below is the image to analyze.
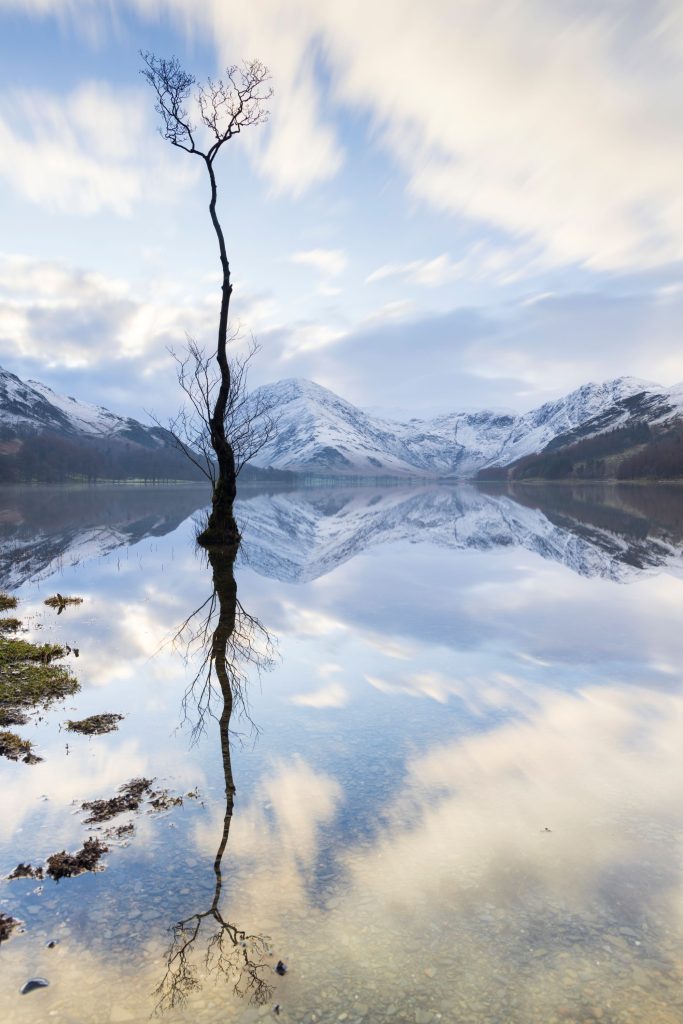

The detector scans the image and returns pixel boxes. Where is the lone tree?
[141,52,272,549]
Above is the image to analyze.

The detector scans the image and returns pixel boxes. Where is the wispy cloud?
[291,248,347,277]
[366,253,462,288]
[148,0,683,271]
[0,82,195,215]
[290,682,350,708]
[366,243,546,289]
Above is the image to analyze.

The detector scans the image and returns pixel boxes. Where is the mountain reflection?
[6,481,683,589]
[239,481,683,583]
[154,542,275,1014]
[0,483,210,588]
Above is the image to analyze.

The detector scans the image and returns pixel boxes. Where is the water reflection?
[5,483,683,1021]
[0,483,209,588]
[239,481,683,583]
[5,481,683,591]
[156,542,275,1013]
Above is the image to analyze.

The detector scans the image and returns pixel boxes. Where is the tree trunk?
[208,542,237,893]
[197,156,240,549]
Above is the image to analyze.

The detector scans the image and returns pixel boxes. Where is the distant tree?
[140,52,273,549]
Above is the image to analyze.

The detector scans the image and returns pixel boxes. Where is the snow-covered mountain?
[3,364,683,480]
[249,376,683,478]
[0,365,170,448]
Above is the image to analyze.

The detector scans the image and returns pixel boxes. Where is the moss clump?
[44,594,84,612]
[148,789,183,812]
[104,821,135,839]
[7,863,44,880]
[0,637,78,710]
[0,730,42,764]
[0,637,65,665]
[46,837,108,880]
[0,913,21,944]
[0,601,80,770]
[0,627,79,766]
[82,778,154,824]
[0,709,29,727]
[65,713,124,735]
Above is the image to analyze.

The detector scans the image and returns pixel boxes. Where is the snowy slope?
[0,366,169,449]
[250,376,683,478]
[4,365,683,479]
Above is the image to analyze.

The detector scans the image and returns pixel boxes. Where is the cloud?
[103,0,683,272]
[366,253,463,288]
[252,281,683,416]
[0,253,233,417]
[6,3,683,271]
[366,242,544,289]
[0,82,195,215]
[290,247,348,298]
[291,248,347,278]
[290,681,349,708]
[0,253,206,363]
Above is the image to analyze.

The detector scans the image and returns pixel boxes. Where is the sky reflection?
[3,483,683,1021]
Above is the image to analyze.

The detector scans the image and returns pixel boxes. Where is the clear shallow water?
[2,483,683,1022]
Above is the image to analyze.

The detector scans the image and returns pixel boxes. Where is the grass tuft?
[0,730,42,764]
[65,713,124,736]
[44,594,84,611]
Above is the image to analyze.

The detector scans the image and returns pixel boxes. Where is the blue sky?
[1,0,683,420]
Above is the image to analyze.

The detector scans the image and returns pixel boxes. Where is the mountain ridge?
[248,374,683,478]
[2,364,683,481]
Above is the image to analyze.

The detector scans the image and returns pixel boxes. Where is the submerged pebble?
[20,977,49,995]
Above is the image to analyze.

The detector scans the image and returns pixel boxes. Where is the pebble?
[20,978,49,995]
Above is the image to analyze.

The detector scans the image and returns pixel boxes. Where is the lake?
[2,481,683,1024]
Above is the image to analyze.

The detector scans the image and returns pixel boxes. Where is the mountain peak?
[2,365,682,481]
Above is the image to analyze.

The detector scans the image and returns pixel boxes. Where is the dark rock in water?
[20,977,49,995]
[275,960,287,976]
[46,939,59,948]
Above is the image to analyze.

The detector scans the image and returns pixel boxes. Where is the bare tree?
[141,52,273,549]
[161,335,278,504]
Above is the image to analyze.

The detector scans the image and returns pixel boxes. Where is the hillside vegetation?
[478,419,683,483]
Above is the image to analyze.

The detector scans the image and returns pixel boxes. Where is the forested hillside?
[479,420,683,482]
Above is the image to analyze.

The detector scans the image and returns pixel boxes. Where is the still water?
[2,482,683,1023]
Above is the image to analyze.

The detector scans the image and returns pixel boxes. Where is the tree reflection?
[154,542,276,1014]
